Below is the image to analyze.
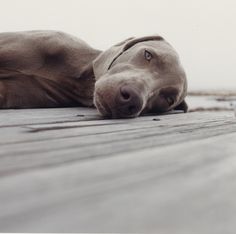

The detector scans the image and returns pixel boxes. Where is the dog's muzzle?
[114,85,143,118]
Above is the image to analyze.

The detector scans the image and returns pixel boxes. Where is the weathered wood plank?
[0,107,100,127]
[0,131,236,233]
[0,111,231,145]
[0,111,236,177]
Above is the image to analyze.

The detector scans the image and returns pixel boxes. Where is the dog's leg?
[0,73,86,108]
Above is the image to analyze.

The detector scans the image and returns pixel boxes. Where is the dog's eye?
[165,96,175,106]
[144,50,153,61]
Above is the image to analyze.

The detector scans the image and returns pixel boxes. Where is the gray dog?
[0,30,187,118]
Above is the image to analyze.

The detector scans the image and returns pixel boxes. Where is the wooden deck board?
[0,102,236,233]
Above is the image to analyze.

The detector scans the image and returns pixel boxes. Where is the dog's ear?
[122,35,164,51]
[174,99,188,113]
[93,35,164,80]
[92,37,134,80]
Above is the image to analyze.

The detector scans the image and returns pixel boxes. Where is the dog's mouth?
[94,93,113,118]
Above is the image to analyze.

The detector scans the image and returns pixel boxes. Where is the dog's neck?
[68,49,102,107]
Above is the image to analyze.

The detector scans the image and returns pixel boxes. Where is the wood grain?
[0,104,236,233]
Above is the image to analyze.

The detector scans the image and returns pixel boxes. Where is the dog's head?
[93,35,187,118]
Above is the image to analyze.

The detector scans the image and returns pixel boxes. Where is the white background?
[0,0,235,90]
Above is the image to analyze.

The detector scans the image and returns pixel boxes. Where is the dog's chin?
[94,95,112,118]
[94,95,142,119]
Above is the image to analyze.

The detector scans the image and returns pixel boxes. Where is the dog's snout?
[116,85,143,117]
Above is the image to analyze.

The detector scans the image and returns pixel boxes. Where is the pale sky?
[0,0,235,90]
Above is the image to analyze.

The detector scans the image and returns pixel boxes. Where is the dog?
[0,30,187,118]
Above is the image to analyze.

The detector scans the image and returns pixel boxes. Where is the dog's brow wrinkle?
[160,87,179,97]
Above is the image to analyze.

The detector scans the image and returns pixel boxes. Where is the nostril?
[116,85,143,117]
[120,86,131,101]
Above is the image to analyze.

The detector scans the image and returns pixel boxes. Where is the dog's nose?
[116,85,143,117]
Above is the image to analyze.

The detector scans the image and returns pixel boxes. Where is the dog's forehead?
[131,40,178,56]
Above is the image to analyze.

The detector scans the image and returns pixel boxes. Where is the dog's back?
[0,31,100,108]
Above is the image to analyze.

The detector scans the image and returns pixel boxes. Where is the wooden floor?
[0,102,236,233]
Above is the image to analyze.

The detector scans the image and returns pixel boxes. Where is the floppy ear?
[174,99,188,113]
[93,35,164,80]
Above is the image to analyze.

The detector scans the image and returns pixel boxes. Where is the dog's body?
[0,30,187,118]
[0,31,101,108]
